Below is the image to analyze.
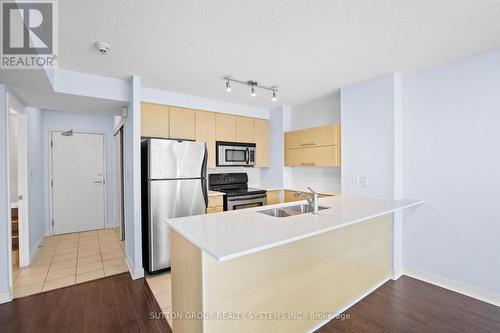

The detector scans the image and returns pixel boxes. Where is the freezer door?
[149,139,206,179]
[149,178,206,271]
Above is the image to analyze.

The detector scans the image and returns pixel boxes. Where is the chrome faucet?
[294,187,319,214]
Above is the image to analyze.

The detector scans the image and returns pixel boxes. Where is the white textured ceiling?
[57,0,500,108]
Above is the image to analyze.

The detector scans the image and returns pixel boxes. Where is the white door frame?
[16,112,29,267]
[49,130,108,235]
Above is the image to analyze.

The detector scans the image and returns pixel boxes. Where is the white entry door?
[51,131,106,234]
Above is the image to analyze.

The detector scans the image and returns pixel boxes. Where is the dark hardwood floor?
[0,273,171,333]
[1,274,499,333]
[316,276,500,333]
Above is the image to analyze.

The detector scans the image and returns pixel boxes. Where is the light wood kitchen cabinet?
[266,190,281,205]
[253,119,269,167]
[236,116,254,143]
[207,195,224,214]
[216,113,237,141]
[169,107,196,140]
[284,123,341,167]
[286,146,339,167]
[141,102,169,138]
[195,110,216,168]
[284,190,332,202]
[285,124,339,149]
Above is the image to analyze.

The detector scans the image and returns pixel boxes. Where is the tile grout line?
[40,235,60,293]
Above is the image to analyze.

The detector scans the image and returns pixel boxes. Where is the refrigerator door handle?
[201,146,208,207]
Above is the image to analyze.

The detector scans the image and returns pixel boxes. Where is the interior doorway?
[50,131,106,235]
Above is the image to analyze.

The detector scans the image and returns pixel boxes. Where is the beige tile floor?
[146,272,173,327]
[13,228,127,298]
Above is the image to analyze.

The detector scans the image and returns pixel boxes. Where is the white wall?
[260,106,287,189]
[9,113,17,206]
[340,74,400,199]
[26,108,46,258]
[284,92,341,193]
[122,76,143,278]
[289,92,340,130]
[42,109,116,234]
[402,48,500,299]
[0,85,11,302]
[142,87,269,119]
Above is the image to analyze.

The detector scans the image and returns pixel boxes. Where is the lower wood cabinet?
[207,195,224,214]
[266,190,281,205]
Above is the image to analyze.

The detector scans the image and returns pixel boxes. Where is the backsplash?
[284,167,341,193]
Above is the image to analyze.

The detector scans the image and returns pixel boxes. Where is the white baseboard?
[391,267,403,280]
[125,255,144,280]
[403,267,500,307]
[0,288,13,304]
[306,276,391,333]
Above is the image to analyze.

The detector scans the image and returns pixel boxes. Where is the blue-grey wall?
[42,109,116,234]
[402,48,500,297]
[26,108,45,257]
[0,85,11,301]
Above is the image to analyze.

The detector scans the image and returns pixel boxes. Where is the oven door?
[227,193,267,210]
[217,142,256,167]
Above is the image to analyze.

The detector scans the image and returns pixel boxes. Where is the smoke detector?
[94,42,111,55]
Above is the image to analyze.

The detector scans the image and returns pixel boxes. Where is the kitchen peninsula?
[167,195,423,333]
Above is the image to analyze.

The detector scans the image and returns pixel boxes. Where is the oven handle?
[246,147,250,164]
[227,194,267,202]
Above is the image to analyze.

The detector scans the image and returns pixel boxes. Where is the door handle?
[93,180,103,184]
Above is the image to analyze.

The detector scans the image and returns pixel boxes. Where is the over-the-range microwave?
[216,141,256,167]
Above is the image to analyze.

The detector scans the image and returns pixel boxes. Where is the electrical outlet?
[361,176,368,188]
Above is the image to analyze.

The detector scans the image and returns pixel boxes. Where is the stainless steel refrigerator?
[141,138,208,274]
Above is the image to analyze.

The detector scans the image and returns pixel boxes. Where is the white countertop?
[167,195,424,262]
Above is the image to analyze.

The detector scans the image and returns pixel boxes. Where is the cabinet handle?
[301,162,315,166]
[301,143,315,146]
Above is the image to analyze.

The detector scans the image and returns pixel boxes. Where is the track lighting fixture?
[223,76,278,102]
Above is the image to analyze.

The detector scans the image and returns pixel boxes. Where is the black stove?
[209,173,267,210]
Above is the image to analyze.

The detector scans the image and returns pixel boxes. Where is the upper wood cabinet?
[284,123,341,167]
[236,116,254,143]
[195,110,216,168]
[169,107,196,140]
[215,113,236,141]
[141,103,169,138]
[254,119,269,167]
[285,124,339,149]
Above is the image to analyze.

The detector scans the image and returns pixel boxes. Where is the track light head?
[225,80,231,92]
[272,90,277,102]
[251,86,256,97]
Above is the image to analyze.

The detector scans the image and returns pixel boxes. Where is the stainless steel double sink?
[258,204,329,217]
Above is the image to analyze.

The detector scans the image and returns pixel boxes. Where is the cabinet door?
[285,131,301,149]
[285,146,339,167]
[215,113,236,141]
[266,190,281,205]
[300,124,338,147]
[254,119,269,167]
[141,103,169,138]
[236,116,254,143]
[195,111,216,168]
[170,107,196,140]
[284,190,302,203]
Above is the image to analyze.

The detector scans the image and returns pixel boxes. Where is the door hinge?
[50,140,53,148]
[17,194,23,201]
[52,219,54,226]
[51,180,53,187]
[103,179,106,185]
